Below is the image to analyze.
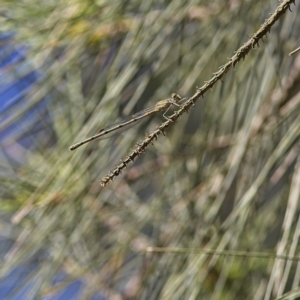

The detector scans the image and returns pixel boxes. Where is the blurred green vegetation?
[1,0,300,299]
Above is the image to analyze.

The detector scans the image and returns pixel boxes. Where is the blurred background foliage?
[0,0,300,299]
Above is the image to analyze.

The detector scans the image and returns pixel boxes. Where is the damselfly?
[69,93,183,151]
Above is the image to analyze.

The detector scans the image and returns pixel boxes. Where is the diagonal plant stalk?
[100,0,297,186]
[146,246,300,262]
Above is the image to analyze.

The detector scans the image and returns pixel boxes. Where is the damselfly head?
[171,93,181,103]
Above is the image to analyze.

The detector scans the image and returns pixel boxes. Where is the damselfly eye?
[171,93,181,101]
